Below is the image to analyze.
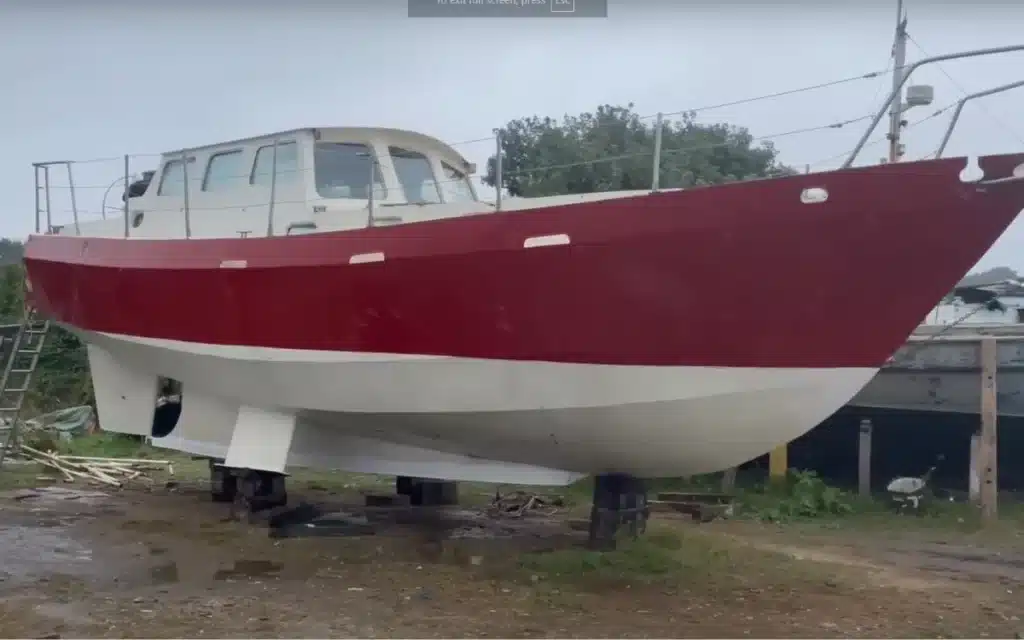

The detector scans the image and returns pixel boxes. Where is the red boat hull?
[24,153,1024,369]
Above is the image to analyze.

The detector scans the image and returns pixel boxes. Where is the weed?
[739,470,857,523]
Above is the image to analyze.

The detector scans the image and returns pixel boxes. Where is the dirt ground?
[1,464,1023,639]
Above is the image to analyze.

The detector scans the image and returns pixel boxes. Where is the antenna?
[886,0,935,163]
[887,0,908,163]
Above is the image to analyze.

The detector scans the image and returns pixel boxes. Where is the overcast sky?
[2,0,1022,271]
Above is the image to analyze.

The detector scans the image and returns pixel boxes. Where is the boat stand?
[396,475,458,506]
[208,460,288,516]
[588,473,649,550]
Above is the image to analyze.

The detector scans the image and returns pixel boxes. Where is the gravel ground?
[0,469,1022,638]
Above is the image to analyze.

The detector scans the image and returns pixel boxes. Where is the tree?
[0,239,91,412]
[484,103,794,198]
[0,238,24,267]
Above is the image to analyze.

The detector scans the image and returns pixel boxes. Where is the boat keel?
[87,344,158,436]
[224,406,297,473]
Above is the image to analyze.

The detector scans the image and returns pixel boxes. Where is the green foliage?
[484,103,794,197]
[0,238,25,267]
[0,242,92,414]
[743,470,856,523]
[31,326,93,411]
[58,432,150,458]
[0,262,26,323]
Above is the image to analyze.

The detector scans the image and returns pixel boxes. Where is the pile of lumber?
[18,445,173,488]
[487,489,564,518]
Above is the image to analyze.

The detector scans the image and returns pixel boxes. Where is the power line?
[50,67,893,166]
[807,103,954,169]
[651,69,889,120]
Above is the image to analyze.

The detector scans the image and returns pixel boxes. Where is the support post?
[266,139,279,237]
[366,153,376,228]
[123,155,131,238]
[42,167,52,233]
[969,430,981,505]
[651,112,663,192]
[721,467,737,492]
[65,162,81,236]
[32,165,41,235]
[588,473,647,551]
[494,129,503,212]
[979,336,998,522]
[181,151,192,239]
[858,418,873,497]
[769,443,788,484]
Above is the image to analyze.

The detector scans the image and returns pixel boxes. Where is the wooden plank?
[858,418,873,497]
[657,492,733,503]
[980,336,999,523]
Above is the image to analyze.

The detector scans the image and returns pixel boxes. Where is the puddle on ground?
[213,560,283,581]
[1,487,111,507]
[0,525,93,582]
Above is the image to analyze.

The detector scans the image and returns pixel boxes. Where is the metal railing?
[29,45,1024,240]
[31,161,80,236]
[843,44,1024,168]
[935,79,1024,158]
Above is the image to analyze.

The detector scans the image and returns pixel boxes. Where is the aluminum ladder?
[0,308,50,469]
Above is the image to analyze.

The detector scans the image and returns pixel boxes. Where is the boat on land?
[22,121,1024,485]
[23,13,1024,490]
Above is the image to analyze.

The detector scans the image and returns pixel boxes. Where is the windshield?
[440,162,476,202]
[314,142,386,199]
[388,146,441,204]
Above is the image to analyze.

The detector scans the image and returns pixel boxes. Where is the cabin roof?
[164,126,475,171]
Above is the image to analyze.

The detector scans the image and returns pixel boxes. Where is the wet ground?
[2,476,1024,638]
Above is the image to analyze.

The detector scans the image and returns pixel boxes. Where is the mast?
[887,0,909,163]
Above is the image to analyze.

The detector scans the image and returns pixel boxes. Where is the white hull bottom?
[79,329,876,485]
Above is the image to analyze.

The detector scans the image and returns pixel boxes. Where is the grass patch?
[803,498,1024,541]
[57,432,155,458]
[518,524,746,587]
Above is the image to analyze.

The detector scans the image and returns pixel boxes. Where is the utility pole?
[887,0,909,163]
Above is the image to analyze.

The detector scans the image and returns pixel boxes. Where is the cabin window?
[157,157,195,196]
[440,162,476,202]
[388,147,441,204]
[314,142,386,199]
[202,150,246,192]
[250,141,299,186]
